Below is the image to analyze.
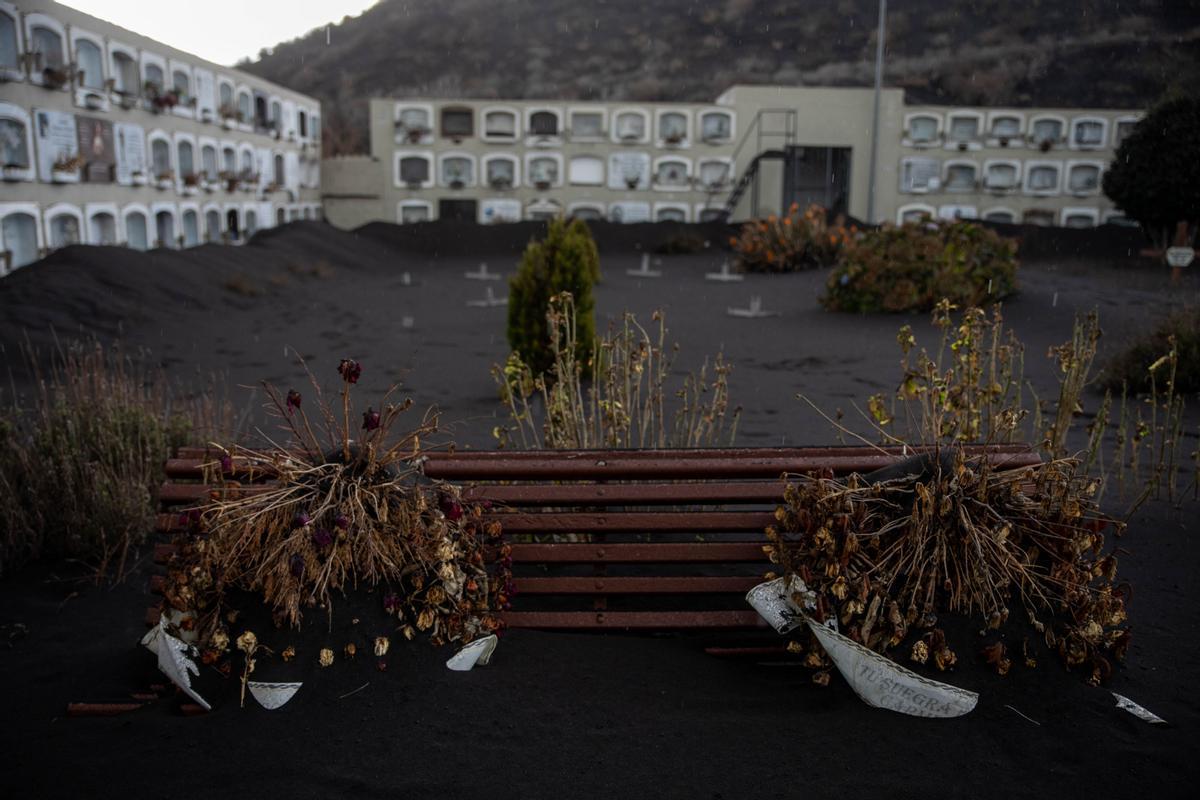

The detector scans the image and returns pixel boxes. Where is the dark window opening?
[530,111,558,136]
[441,107,473,138]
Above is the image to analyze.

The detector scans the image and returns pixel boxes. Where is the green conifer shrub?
[507,217,601,374]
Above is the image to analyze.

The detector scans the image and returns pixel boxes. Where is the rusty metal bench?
[149,444,1040,633]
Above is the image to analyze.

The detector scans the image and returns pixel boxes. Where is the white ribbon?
[140,618,212,711]
[248,681,302,710]
[747,577,978,718]
[446,634,498,671]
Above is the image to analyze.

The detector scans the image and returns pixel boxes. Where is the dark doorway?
[784,146,851,217]
[226,209,240,241]
[438,199,478,223]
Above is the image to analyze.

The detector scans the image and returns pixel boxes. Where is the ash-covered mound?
[0,222,398,356]
[353,219,737,257]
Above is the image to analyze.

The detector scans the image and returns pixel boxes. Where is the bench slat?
[485,510,775,533]
[503,542,767,562]
[424,451,1040,480]
[513,576,763,594]
[500,610,765,629]
[462,481,787,506]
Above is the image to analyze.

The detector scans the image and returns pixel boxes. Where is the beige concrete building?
[323,85,1140,231]
[0,0,323,274]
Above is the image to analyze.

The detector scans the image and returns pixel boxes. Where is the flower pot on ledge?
[130,171,147,186]
[2,164,24,182]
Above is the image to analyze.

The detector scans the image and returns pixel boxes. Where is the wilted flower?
[311,527,333,548]
[334,513,350,531]
[374,636,390,657]
[219,454,233,473]
[439,493,463,522]
[281,645,296,662]
[344,643,357,658]
[318,648,334,667]
[362,408,381,431]
[382,592,400,613]
[293,511,311,529]
[236,630,258,652]
[338,358,362,384]
[286,389,302,415]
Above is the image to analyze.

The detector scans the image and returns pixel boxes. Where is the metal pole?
[866,0,886,225]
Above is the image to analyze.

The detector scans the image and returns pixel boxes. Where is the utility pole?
[866,0,887,225]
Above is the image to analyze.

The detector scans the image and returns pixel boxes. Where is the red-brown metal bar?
[484,510,775,533]
[500,610,765,629]
[423,450,1040,481]
[497,542,768,563]
[513,575,763,594]
[67,702,149,717]
[461,481,788,506]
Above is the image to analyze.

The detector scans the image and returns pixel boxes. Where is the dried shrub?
[163,359,508,660]
[507,217,601,375]
[766,452,1129,686]
[773,302,1196,685]
[731,202,847,273]
[822,220,1018,313]
[0,341,222,580]
[493,293,740,449]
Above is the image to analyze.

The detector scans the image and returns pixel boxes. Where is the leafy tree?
[507,218,601,374]
[1103,94,1200,250]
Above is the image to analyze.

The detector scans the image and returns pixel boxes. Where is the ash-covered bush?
[1102,306,1200,395]
[822,220,1018,313]
[731,203,847,272]
[0,343,202,580]
[507,217,601,374]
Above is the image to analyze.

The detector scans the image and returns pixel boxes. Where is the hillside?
[241,0,1199,155]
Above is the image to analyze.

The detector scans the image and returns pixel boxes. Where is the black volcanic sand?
[1,220,1199,798]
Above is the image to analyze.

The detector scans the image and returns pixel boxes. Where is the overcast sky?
[61,1,379,66]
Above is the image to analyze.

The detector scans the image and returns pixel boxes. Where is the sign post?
[1168,221,1194,284]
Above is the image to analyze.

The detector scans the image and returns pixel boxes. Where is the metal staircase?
[701,108,798,222]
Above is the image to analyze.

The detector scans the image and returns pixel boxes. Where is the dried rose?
[338,358,362,384]
[286,389,302,415]
[374,636,390,657]
[236,631,258,652]
[416,608,435,631]
[333,513,350,531]
[210,629,230,652]
[318,648,334,667]
[293,511,311,529]
[311,527,333,548]
[439,494,463,522]
[219,454,233,473]
[383,592,400,613]
[344,643,357,658]
[910,640,929,664]
[362,408,381,431]
[281,645,296,662]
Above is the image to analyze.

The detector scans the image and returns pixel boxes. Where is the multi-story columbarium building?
[321,85,1140,231]
[0,0,323,273]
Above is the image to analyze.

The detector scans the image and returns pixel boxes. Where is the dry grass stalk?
[493,292,740,449]
[0,337,229,581]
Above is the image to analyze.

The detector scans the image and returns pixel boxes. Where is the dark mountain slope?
[239,0,1200,154]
